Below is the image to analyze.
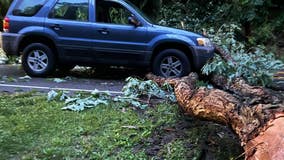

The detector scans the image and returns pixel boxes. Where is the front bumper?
[1,32,22,56]
[190,46,215,70]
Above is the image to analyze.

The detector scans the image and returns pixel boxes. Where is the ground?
[0,47,282,159]
[0,92,243,159]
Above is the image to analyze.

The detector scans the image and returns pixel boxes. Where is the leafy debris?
[47,77,176,111]
[18,75,32,81]
[1,76,17,83]
[202,24,284,86]
[115,77,176,109]
[53,78,67,83]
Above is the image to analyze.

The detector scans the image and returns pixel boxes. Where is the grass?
[0,92,243,160]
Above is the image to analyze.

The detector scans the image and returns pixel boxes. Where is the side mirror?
[128,15,141,27]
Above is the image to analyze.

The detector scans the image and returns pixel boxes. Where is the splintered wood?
[147,73,284,160]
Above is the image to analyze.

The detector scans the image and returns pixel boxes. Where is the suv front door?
[92,0,150,66]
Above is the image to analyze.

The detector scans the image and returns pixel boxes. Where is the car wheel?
[22,43,56,77]
[153,49,191,78]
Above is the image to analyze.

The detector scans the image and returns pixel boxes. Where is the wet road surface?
[0,64,143,94]
[0,64,283,94]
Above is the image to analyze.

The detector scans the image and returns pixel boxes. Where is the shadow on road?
[0,64,136,93]
[64,66,149,80]
[0,64,149,80]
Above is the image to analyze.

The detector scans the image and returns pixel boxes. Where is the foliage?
[0,75,31,84]
[129,0,162,21]
[156,0,284,47]
[48,77,176,111]
[202,24,284,86]
[158,1,202,32]
[48,90,110,111]
[115,77,176,109]
[1,76,17,84]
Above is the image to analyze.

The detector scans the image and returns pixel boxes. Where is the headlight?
[197,38,213,47]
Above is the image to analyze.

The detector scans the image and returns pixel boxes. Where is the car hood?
[153,25,203,38]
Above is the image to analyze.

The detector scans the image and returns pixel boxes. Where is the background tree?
[129,0,162,21]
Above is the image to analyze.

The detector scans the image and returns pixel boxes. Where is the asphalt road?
[0,64,283,94]
[0,64,131,94]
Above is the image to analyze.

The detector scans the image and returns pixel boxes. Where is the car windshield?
[123,0,154,24]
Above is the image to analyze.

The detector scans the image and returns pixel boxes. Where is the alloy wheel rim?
[27,50,48,72]
[160,56,182,77]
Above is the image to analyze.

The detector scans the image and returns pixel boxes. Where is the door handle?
[50,24,62,31]
[98,28,109,35]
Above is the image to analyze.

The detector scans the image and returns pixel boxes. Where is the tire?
[152,49,191,78]
[22,43,56,77]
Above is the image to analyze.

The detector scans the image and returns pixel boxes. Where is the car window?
[49,0,89,21]
[12,0,48,16]
[96,0,132,25]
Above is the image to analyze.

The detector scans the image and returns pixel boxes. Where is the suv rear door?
[45,0,93,61]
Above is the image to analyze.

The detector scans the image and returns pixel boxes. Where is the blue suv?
[2,0,214,77]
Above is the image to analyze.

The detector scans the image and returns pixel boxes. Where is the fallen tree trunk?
[146,73,284,160]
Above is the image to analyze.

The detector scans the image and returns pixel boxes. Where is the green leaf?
[47,90,58,101]
[53,78,67,83]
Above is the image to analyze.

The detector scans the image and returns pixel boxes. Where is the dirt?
[135,113,244,160]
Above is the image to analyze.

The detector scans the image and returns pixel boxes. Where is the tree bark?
[146,73,284,160]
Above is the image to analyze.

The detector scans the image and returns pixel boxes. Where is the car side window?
[49,0,89,21]
[12,0,48,16]
[96,0,132,25]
